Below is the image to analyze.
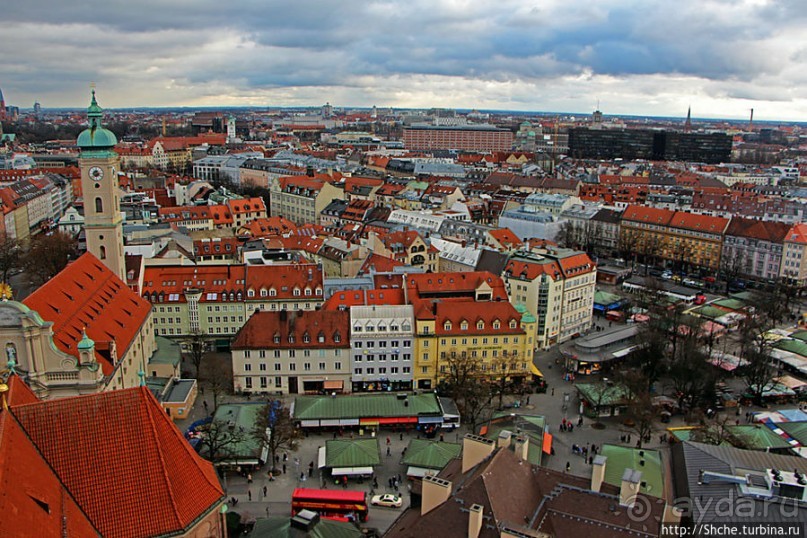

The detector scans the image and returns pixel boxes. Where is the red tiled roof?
[238,216,298,238]
[232,310,349,349]
[0,410,99,537]
[488,227,523,248]
[406,271,509,301]
[194,237,240,256]
[321,288,406,311]
[669,211,729,234]
[6,373,39,407]
[505,258,562,281]
[725,217,791,243]
[11,387,224,538]
[158,205,213,223]
[621,205,674,225]
[23,253,152,375]
[433,300,524,336]
[359,253,405,275]
[227,197,267,215]
[786,223,807,244]
[209,204,233,225]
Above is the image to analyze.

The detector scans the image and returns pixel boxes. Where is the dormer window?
[247,289,255,298]
[509,320,518,329]
[293,288,301,297]
[273,333,281,344]
[269,288,277,297]
[444,321,452,331]
[303,332,310,343]
[460,320,468,331]
[477,320,485,330]
[260,288,268,297]
[492,320,501,330]
[318,332,325,343]
[305,288,312,296]
[354,325,362,333]
[333,332,341,343]
[316,288,323,296]
[288,334,295,344]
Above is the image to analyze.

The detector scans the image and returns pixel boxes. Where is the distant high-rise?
[0,85,6,121]
[33,101,42,117]
[322,102,334,118]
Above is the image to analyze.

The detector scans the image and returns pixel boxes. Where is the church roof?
[76,90,118,152]
[23,252,152,375]
[11,386,224,538]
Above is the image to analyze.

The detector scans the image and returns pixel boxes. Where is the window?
[274,350,281,358]
[259,363,267,371]
[319,362,326,370]
[275,376,282,388]
[244,363,252,372]
[335,362,342,370]
[260,377,267,388]
[493,320,501,330]
[289,363,296,371]
[245,378,253,389]
[304,363,311,371]
[354,341,363,348]
[366,368,374,374]
[421,366,428,374]
[477,320,484,330]
[95,197,103,213]
[274,363,281,371]
[443,321,452,331]
[460,321,468,331]
[259,350,266,358]
[289,350,295,358]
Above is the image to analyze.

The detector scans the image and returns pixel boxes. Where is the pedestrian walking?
[263,485,267,498]
[248,490,252,502]
[309,467,313,477]
[526,395,530,405]
[402,447,407,457]
[283,452,288,462]
[283,463,286,474]
[440,433,444,442]
[387,446,391,456]
[203,400,209,412]
[386,437,391,445]
[247,473,252,484]
[565,462,571,473]
[552,388,555,396]
[400,432,403,441]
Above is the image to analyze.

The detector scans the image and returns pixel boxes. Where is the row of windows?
[353,340,411,349]
[439,336,518,346]
[244,349,341,358]
[244,361,342,372]
[352,323,412,333]
[354,366,410,375]
[354,354,411,362]
[443,319,516,331]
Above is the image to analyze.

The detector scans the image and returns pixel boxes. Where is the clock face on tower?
[89,166,105,181]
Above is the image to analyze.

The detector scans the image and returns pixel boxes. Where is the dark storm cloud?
[0,0,804,117]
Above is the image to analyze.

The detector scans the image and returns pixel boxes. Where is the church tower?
[77,90,125,281]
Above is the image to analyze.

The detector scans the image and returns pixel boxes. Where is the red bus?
[291,488,369,522]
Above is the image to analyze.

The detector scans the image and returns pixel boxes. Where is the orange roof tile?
[621,205,674,226]
[23,253,153,376]
[0,411,99,537]
[227,197,267,215]
[12,387,224,538]
[488,227,523,249]
[232,310,349,349]
[434,300,524,336]
[321,288,406,311]
[669,211,729,234]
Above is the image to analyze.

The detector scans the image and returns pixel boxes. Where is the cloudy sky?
[2,0,806,120]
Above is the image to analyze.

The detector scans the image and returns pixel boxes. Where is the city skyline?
[1,0,806,121]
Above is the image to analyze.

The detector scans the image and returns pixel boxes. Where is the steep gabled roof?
[0,411,100,537]
[23,253,152,375]
[621,205,674,226]
[725,217,791,243]
[11,387,223,538]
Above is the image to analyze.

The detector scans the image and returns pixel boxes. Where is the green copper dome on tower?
[76,90,117,155]
[77,329,95,351]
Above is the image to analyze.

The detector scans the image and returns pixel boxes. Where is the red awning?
[377,417,418,425]
[323,380,344,390]
[542,433,553,455]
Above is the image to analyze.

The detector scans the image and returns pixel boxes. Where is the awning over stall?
[331,467,374,476]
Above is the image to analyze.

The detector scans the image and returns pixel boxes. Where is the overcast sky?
[2,0,806,120]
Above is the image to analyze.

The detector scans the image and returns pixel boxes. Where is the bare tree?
[23,232,78,286]
[490,352,523,410]
[197,418,249,464]
[439,352,494,432]
[183,328,208,377]
[202,359,232,412]
[719,249,747,295]
[253,399,303,474]
[0,234,21,283]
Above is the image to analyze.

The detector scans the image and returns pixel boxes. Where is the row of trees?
[196,395,303,471]
[438,353,533,433]
[0,232,79,289]
[612,280,793,446]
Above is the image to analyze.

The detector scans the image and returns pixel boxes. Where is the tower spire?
[684,106,692,132]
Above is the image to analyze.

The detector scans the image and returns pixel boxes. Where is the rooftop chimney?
[462,434,496,473]
[619,468,642,508]
[421,475,452,516]
[497,430,513,449]
[513,434,530,462]
[591,455,607,493]
[468,504,484,538]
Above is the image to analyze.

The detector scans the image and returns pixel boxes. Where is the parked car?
[661,270,673,280]
[371,494,403,508]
